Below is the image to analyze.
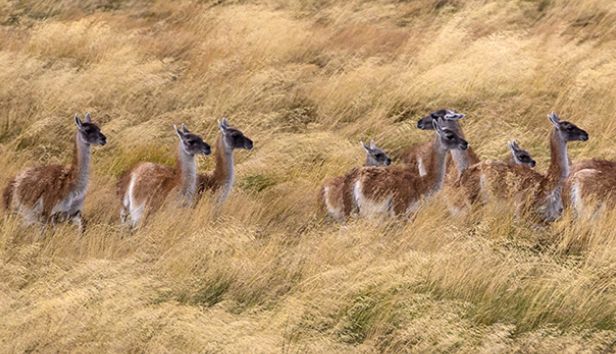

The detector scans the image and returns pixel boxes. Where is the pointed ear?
[84,112,92,123]
[508,140,520,151]
[444,110,465,120]
[361,140,370,152]
[369,139,376,149]
[74,114,83,128]
[548,112,560,128]
[181,123,190,134]
[218,117,229,134]
[220,117,230,128]
[174,124,185,139]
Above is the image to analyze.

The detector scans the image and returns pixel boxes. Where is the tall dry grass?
[1,0,616,352]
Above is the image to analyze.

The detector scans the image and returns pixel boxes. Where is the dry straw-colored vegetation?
[1,0,616,352]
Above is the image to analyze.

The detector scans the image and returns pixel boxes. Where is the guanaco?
[196,118,253,204]
[117,124,211,228]
[507,140,536,168]
[457,113,588,222]
[400,109,480,178]
[3,113,107,233]
[566,159,616,217]
[353,118,468,217]
[321,140,392,221]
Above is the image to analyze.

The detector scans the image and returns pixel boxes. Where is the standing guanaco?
[353,118,468,217]
[3,113,107,233]
[196,118,253,204]
[117,124,211,228]
[457,113,588,222]
[321,140,392,220]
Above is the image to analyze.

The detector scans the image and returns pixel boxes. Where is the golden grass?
[2,0,616,352]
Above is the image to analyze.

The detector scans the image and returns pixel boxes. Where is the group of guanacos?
[2,113,253,232]
[321,109,614,223]
[1,108,613,234]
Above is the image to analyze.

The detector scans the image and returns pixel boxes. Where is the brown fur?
[398,130,479,187]
[457,130,566,221]
[356,136,452,216]
[2,178,15,211]
[458,161,548,206]
[565,159,616,212]
[119,149,192,217]
[570,159,616,176]
[5,139,89,222]
[320,168,362,219]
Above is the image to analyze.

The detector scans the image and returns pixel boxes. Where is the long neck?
[212,135,235,203]
[70,132,91,193]
[175,142,197,201]
[422,136,448,195]
[546,129,569,186]
[446,122,478,173]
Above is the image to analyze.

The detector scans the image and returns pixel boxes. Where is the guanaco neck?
[546,129,569,187]
[422,136,448,195]
[446,122,479,173]
[69,132,91,194]
[175,142,197,201]
[212,135,235,203]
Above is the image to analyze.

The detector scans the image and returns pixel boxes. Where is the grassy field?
[1,0,616,352]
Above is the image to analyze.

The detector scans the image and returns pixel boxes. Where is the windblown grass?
[1,0,616,352]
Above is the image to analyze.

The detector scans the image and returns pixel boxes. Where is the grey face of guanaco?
[175,124,211,156]
[219,118,254,151]
[75,113,107,146]
[416,109,465,130]
[508,140,536,168]
[361,140,392,166]
[433,118,469,151]
[548,112,589,142]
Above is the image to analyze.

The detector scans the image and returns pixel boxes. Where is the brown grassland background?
[1,0,616,352]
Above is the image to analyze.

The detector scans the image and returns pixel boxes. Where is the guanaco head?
[548,113,589,142]
[75,113,106,146]
[433,119,468,151]
[175,124,211,156]
[361,140,392,166]
[416,109,465,130]
[508,140,536,168]
[219,118,254,151]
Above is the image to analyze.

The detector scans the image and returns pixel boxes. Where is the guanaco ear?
[369,139,377,149]
[181,123,190,134]
[74,114,83,128]
[548,112,561,128]
[360,140,370,152]
[444,110,465,121]
[174,124,186,139]
[508,140,520,151]
[84,112,92,123]
[219,118,230,134]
